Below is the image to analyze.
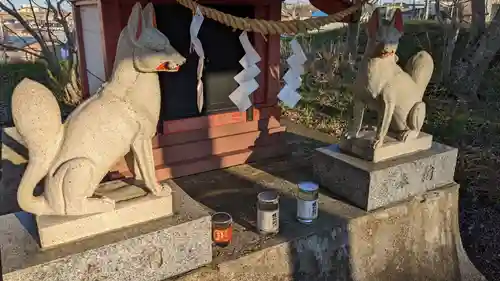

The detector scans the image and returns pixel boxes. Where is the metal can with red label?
[211,212,233,247]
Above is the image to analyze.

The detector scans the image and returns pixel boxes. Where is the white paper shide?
[279,39,307,108]
[190,6,205,113]
[229,31,261,112]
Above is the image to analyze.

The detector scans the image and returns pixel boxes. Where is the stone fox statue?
[347,8,434,149]
[11,3,186,216]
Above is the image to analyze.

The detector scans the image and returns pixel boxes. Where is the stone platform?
[165,156,485,281]
[0,181,211,281]
[0,121,486,281]
[313,142,458,211]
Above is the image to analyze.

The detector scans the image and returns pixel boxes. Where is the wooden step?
[152,117,281,148]
[111,126,286,174]
[108,141,289,181]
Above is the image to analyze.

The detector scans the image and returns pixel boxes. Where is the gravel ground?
[460,190,500,281]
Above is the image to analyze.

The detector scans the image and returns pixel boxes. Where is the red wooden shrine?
[71,0,355,181]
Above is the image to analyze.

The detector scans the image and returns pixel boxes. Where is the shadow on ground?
[170,126,357,279]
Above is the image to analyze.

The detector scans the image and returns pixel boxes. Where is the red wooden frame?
[73,0,287,181]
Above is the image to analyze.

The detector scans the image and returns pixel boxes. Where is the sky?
[3,0,70,10]
[7,0,30,7]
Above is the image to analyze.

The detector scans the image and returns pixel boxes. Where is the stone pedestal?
[339,131,433,162]
[37,180,174,249]
[0,181,212,281]
[313,142,458,211]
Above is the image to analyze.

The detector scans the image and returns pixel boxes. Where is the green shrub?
[0,62,51,125]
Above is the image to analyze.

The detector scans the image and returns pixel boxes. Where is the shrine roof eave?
[70,0,284,5]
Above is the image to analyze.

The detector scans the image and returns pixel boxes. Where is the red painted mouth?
[380,50,395,58]
[156,62,180,72]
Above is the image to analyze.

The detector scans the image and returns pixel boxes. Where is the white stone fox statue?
[11,3,186,216]
[347,8,434,149]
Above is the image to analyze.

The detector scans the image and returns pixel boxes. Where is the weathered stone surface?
[1,181,211,281]
[37,181,173,249]
[172,183,485,281]
[339,131,433,162]
[313,142,458,211]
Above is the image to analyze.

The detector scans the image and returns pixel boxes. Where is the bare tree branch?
[28,0,43,36]
[0,42,45,59]
[42,2,58,57]
[1,24,41,54]
[0,0,59,70]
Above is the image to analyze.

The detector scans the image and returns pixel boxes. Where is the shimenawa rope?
[175,0,366,35]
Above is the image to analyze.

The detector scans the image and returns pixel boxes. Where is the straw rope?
[175,0,365,35]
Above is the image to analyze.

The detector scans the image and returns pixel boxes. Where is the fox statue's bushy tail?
[405,50,434,100]
[11,78,64,215]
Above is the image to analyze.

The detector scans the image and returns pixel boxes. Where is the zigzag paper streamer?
[190,6,205,113]
[278,39,307,108]
[229,31,261,112]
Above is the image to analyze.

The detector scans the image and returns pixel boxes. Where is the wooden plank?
[252,4,269,105]
[265,0,281,107]
[99,0,122,79]
[163,106,280,134]
[150,0,276,5]
[73,5,91,99]
[153,117,281,148]
[72,0,98,6]
[108,141,289,181]
[112,126,285,172]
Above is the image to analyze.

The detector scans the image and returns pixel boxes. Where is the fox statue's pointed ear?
[368,8,381,37]
[143,3,157,28]
[127,2,144,44]
[391,9,404,33]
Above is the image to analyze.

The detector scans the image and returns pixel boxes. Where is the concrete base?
[154,154,485,281]
[37,180,174,249]
[172,175,485,281]
[339,130,433,162]
[0,181,211,281]
[313,142,458,211]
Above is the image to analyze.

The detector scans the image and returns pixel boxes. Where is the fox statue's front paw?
[151,182,172,197]
[399,129,419,142]
[344,131,359,140]
[372,137,383,149]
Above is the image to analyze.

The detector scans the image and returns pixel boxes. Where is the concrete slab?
[313,142,458,211]
[157,145,484,281]
[0,121,487,281]
[170,158,485,281]
[0,181,211,281]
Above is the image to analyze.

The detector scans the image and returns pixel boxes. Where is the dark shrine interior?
[154,3,255,122]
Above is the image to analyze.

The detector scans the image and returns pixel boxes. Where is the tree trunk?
[436,0,460,83]
[423,0,430,20]
[470,0,486,43]
[452,9,500,98]
[346,22,360,64]
[440,22,460,83]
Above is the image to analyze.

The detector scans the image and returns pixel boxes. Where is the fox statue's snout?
[154,45,187,72]
[156,61,181,72]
